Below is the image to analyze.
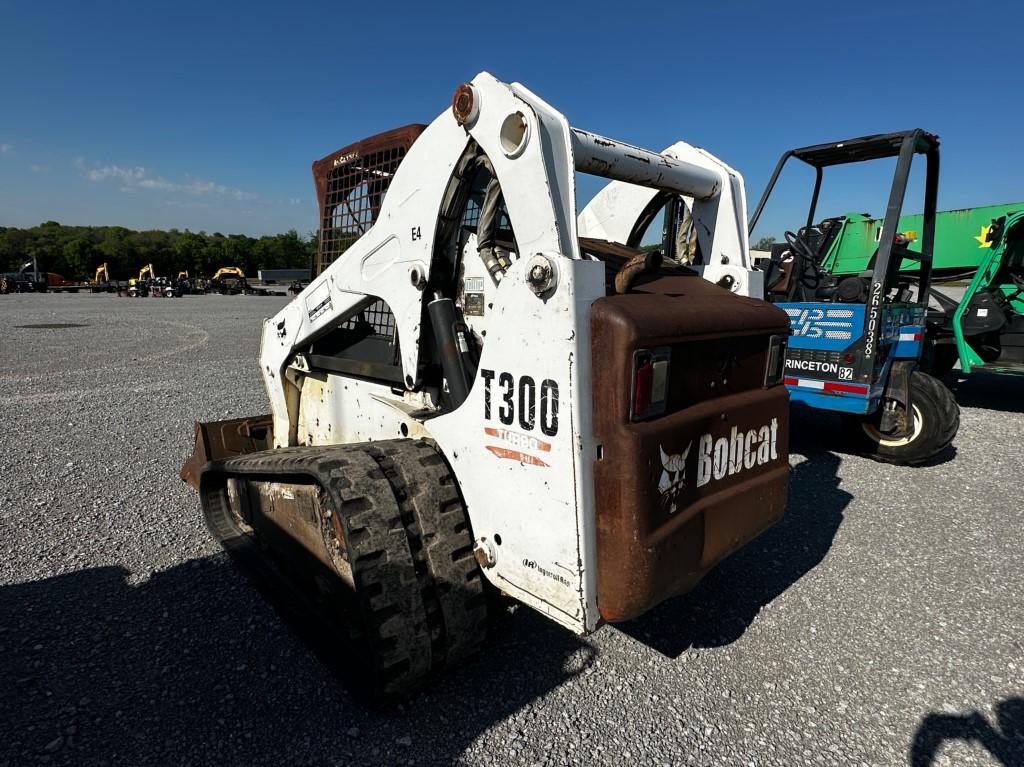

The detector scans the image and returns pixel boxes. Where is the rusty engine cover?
[591,274,791,622]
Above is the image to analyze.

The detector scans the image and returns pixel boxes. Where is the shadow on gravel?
[947,371,1024,413]
[910,698,1024,766]
[619,411,851,657]
[0,560,592,767]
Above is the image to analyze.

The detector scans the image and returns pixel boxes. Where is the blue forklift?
[749,130,959,465]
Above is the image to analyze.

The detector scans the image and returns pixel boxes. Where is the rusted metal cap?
[472,537,496,568]
[452,83,478,126]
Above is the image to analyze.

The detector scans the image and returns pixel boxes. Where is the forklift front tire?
[842,370,959,466]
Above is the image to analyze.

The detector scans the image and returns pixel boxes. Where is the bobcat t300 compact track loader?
[181,73,791,699]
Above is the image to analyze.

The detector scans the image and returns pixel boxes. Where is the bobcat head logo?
[658,442,691,514]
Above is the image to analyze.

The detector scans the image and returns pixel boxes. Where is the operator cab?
[764,214,923,306]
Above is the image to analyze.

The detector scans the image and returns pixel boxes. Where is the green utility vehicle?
[928,211,1024,375]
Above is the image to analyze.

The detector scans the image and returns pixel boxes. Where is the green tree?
[0,223,323,279]
[223,235,255,275]
[96,227,134,276]
[62,238,95,279]
[173,232,207,276]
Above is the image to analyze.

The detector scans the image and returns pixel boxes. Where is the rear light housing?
[630,347,670,421]
[764,334,787,387]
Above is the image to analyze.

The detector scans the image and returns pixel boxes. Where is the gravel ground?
[1,293,1021,767]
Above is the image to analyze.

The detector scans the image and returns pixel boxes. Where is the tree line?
[0,221,318,280]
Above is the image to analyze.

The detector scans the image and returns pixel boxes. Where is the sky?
[2,0,1023,239]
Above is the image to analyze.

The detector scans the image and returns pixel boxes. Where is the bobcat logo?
[658,442,691,514]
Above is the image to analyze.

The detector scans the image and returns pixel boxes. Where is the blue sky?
[2,0,1022,239]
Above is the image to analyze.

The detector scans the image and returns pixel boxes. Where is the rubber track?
[199,444,432,699]
[365,441,488,669]
[198,440,487,698]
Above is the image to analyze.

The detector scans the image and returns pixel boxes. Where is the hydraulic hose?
[477,176,512,284]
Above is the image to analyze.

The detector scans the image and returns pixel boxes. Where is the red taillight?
[631,348,670,420]
[634,359,653,415]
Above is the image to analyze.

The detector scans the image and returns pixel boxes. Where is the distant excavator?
[174,269,200,294]
[208,266,249,295]
[127,264,155,297]
[88,262,115,293]
[210,266,243,281]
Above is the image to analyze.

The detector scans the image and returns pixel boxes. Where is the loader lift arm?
[263,77,729,413]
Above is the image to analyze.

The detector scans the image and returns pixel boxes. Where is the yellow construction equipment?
[209,266,249,295]
[127,264,156,297]
[210,266,244,281]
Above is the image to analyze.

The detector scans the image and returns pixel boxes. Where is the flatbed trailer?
[48,281,124,293]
